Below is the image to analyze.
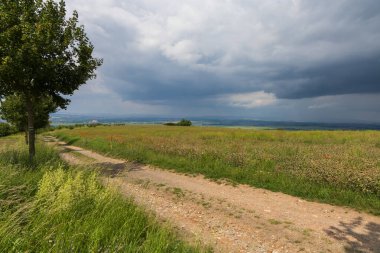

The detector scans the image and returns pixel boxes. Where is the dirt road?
[43,136,380,253]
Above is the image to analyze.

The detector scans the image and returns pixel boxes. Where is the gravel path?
[44,136,380,253]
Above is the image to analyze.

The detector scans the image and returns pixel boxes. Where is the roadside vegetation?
[0,123,17,137]
[0,136,206,252]
[52,125,380,215]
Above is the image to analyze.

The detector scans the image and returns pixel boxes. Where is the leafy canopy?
[0,0,103,107]
[0,94,56,130]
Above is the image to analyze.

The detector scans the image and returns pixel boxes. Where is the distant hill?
[50,114,380,130]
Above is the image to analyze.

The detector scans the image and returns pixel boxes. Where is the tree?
[0,94,57,144]
[177,119,192,126]
[163,119,192,126]
[0,0,102,160]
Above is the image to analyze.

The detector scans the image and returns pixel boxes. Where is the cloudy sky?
[63,0,380,123]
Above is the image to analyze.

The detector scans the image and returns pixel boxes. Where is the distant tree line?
[164,119,192,126]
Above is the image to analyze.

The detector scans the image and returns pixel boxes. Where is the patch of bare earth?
[43,136,380,253]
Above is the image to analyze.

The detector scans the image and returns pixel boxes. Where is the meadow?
[0,136,206,252]
[53,125,380,215]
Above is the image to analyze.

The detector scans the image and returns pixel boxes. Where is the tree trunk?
[24,125,29,145]
[27,98,35,161]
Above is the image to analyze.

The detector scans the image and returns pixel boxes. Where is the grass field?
[0,136,206,252]
[52,125,380,215]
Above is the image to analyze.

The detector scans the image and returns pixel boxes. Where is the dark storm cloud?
[108,60,240,102]
[271,54,380,99]
[64,0,380,122]
[109,52,380,102]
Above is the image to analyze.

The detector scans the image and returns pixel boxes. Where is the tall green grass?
[0,138,206,252]
[52,125,380,215]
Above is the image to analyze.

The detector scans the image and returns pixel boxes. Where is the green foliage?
[164,119,192,126]
[0,122,16,137]
[0,138,205,253]
[0,141,62,169]
[0,0,102,158]
[0,94,56,131]
[0,0,102,104]
[53,125,380,215]
[164,122,177,126]
[177,119,192,126]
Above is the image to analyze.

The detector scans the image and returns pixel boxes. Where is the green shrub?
[177,119,192,126]
[164,119,192,126]
[163,122,177,126]
[0,123,15,137]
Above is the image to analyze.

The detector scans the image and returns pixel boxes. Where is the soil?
[43,136,380,253]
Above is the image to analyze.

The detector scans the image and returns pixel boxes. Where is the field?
[53,125,380,215]
[0,136,205,252]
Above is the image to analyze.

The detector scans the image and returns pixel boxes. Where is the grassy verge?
[51,125,380,215]
[0,137,206,252]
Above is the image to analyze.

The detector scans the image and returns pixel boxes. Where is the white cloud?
[80,74,113,95]
[162,40,202,64]
[222,91,277,109]
[67,0,380,72]
[308,103,334,110]
[65,81,169,116]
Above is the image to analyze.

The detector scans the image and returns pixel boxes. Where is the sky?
[63,0,380,123]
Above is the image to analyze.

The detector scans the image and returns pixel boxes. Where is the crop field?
[0,136,204,252]
[52,125,380,215]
